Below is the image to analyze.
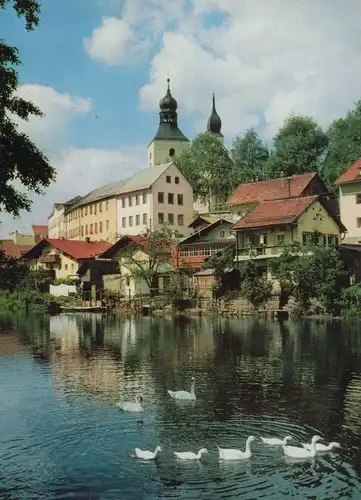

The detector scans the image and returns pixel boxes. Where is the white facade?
[147,138,190,168]
[116,163,194,238]
[339,182,361,241]
[48,205,66,239]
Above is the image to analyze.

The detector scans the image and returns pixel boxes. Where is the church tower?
[148,78,190,167]
[207,93,224,144]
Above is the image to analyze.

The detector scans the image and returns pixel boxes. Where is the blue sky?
[1,0,361,237]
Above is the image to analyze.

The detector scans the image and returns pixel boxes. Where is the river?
[0,312,361,499]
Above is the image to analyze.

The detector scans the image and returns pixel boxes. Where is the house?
[48,196,82,238]
[99,234,173,298]
[32,225,48,243]
[62,162,194,243]
[173,218,236,271]
[77,259,120,305]
[336,158,361,243]
[0,239,33,260]
[232,195,346,274]
[21,238,111,280]
[227,172,329,221]
[8,230,34,246]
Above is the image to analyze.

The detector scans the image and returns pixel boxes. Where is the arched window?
[169,148,175,157]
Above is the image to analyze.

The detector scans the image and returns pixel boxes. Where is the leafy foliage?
[266,116,328,178]
[340,284,361,318]
[203,245,238,298]
[238,260,273,310]
[271,242,349,315]
[323,100,361,188]
[0,248,27,290]
[231,128,270,183]
[0,0,55,216]
[176,133,234,207]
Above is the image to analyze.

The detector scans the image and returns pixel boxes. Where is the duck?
[217,436,256,460]
[168,376,196,401]
[282,435,322,459]
[174,448,208,460]
[261,435,292,446]
[302,440,341,452]
[131,446,162,460]
[116,394,144,412]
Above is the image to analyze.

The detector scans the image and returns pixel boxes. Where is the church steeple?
[148,78,190,167]
[207,93,224,143]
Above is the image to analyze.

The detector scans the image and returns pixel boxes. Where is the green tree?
[238,260,273,310]
[266,115,328,179]
[323,100,361,188]
[231,128,270,183]
[203,245,237,298]
[0,247,27,290]
[271,242,349,315]
[176,133,234,207]
[0,0,55,216]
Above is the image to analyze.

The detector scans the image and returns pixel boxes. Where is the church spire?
[207,93,223,136]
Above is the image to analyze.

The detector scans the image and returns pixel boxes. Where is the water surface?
[0,313,361,499]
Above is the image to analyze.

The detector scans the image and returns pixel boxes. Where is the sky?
[1,0,361,237]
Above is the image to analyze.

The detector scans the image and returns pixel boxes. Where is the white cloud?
[0,145,146,237]
[14,85,91,149]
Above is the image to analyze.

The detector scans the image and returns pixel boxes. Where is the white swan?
[302,441,341,452]
[133,446,162,460]
[261,435,292,446]
[174,448,208,460]
[116,394,144,412]
[168,376,196,400]
[217,436,256,460]
[282,435,322,459]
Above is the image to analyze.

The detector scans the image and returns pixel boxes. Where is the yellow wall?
[229,202,257,222]
[64,197,117,243]
[148,138,190,168]
[28,247,79,279]
[9,231,34,245]
[295,200,341,241]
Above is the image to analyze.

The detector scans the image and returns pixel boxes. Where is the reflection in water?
[0,313,361,498]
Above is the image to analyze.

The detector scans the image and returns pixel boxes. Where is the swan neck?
[191,381,195,393]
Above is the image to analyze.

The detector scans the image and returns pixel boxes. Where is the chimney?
[287,176,292,198]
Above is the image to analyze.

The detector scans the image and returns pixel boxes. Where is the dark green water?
[1,313,361,499]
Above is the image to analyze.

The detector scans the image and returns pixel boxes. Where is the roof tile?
[336,158,361,184]
[22,239,111,260]
[232,196,318,230]
[227,172,317,205]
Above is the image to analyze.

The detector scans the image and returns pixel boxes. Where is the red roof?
[227,172,318,206]
[32,225,48,235]
[232,196,317,230]
[22,238,111,260]
[0,240,22,259]
[336,158,361,184]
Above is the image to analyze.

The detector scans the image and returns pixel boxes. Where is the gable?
[180,219,234,245]
[298,200,342,234]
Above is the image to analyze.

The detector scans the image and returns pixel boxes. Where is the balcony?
[235,245,313,261]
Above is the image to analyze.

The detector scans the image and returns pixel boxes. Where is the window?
[94,222,98,233]
[90,205,93,215]
[177,214,184,226]
[86,224,88,235]
[122,198,126,208]
[158,192,164,203]
[99,202,102,213]
[128,196,133,207]
[122,217,126,228]
[158,213,164,224]
[357,218,361,228]
[129,216,133,227]
[220,230,225,238]
[168,193,174,204]
[168,213,174,224]
[166,175,171,183]
[81,208,83,217]
[143,193,147,204]
[94,204,97,215]
[356,194,361,204]
[169,148,175,157]
[143,213,147,225]
[85,207,88,215]
[106,201,109,210]
[277,233,285,245]
[64,264,68,271]
[99,221,103,233]
[126,277,130,286]
[136,195,140,205]
[177,194,183,205]
[81,226,84,236]
[90,223,93,234]
[175,176,179,184]
[136,214,140,225]
[106,220,109,230]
